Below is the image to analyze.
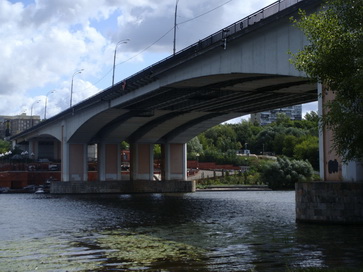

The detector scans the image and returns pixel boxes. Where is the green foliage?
[274,112,293,127]
[294,136,320,170]
[304,111,319,123]
[120,141,129,150]
[282,135,299,158]
[199,149,255,166]
[187,113,319,169]
[187,136,203,159]
[197,170,263,188]
[261,157,314,189]
[203,124,239,152]
[0,140,11,153]
[153,144,161,160]
[290,0,363,161]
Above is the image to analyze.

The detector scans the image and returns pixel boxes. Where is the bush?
[261,156,314,190]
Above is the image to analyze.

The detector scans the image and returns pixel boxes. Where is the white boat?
[34,188,45,194]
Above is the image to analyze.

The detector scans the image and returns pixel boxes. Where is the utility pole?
[173,0,180,55]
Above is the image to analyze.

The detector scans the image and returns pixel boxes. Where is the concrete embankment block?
[50,180,196,194]
[296,182,363,224]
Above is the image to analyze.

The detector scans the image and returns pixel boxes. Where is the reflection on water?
[1,191,363,271]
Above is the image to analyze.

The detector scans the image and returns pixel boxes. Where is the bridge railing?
[117,0,306,84]
[60,1,306,109]
[174,0,304,55]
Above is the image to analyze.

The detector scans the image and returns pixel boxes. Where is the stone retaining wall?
[296,182,363,224]
[50,180,196,194]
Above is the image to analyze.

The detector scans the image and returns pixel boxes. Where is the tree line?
[188,111,319,170]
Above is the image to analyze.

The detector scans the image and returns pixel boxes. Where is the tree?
[294,136,320,170]
[290,0,363,161]
[261,156,314,189]
[202,125,238,152]
[120,141,129,150]
[304,111,319,123]
[0,140,10,153]
[187,136,203,158]
[282,135,299,157]
[274,112,292,127]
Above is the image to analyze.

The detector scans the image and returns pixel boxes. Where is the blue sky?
[0,0,317,121]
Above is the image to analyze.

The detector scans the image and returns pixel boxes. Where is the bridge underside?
[71,73,317,144]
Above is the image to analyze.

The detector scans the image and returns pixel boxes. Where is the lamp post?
[44,90,55,120]
[70,69,84,107]
[30,100,40,127]
[173,0,180,55]
[196,153,200,170]
[112,39,130,86]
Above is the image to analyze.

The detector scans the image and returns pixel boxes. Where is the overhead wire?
[85,0,233,91]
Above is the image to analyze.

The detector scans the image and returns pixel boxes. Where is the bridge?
[11,0,321,185]
[9,0,363,223]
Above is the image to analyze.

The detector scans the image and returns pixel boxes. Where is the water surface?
[1,191,362,271]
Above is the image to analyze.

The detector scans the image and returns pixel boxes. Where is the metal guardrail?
[170,0,304,58]
[121,0,305,80]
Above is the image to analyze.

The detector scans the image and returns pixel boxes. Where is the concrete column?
[61,141,69,182]
[83,144,88,181]
[28,139,38,160]
[319,83,363,182]
[318,83,325,180]
[130,143,154,181]
[98,143,106,181]
[98,143,121,181]
[163,143,187,181]
[163,143,170,181]
[318,84,363,182]
[319,84,343,181]
[68,143,87,181]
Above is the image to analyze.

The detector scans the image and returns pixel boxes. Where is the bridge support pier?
[296,84,363,224]
[98,143,121,181]
[129,143,187,182]
[62,143,88,182]
[130,143,154,181]
[162,143,187,181]
[28,139,38,160]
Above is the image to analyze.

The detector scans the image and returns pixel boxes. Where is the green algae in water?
[0,236,103,272]
[97,230,206,269]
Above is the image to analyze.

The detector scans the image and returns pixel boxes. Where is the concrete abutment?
[296,182,363,224]
[50,180,196,194]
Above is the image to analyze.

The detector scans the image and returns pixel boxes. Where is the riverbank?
[197,185,271,191]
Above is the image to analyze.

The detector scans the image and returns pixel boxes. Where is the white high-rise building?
[251,105,302,125]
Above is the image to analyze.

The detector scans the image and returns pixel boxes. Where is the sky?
[0,0,317,122]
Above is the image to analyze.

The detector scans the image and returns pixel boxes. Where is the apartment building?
[0,113,41,139]
[250,105,302,125]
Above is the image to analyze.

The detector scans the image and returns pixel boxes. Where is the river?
[1,191,363,271]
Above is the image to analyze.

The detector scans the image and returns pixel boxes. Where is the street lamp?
[30,100,40,127]
[112,39,130,86]
[70,69,84,107]
[173,0,180,55]
[44,90,55,120]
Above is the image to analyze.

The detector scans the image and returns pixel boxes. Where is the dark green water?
[1,191,363,271]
